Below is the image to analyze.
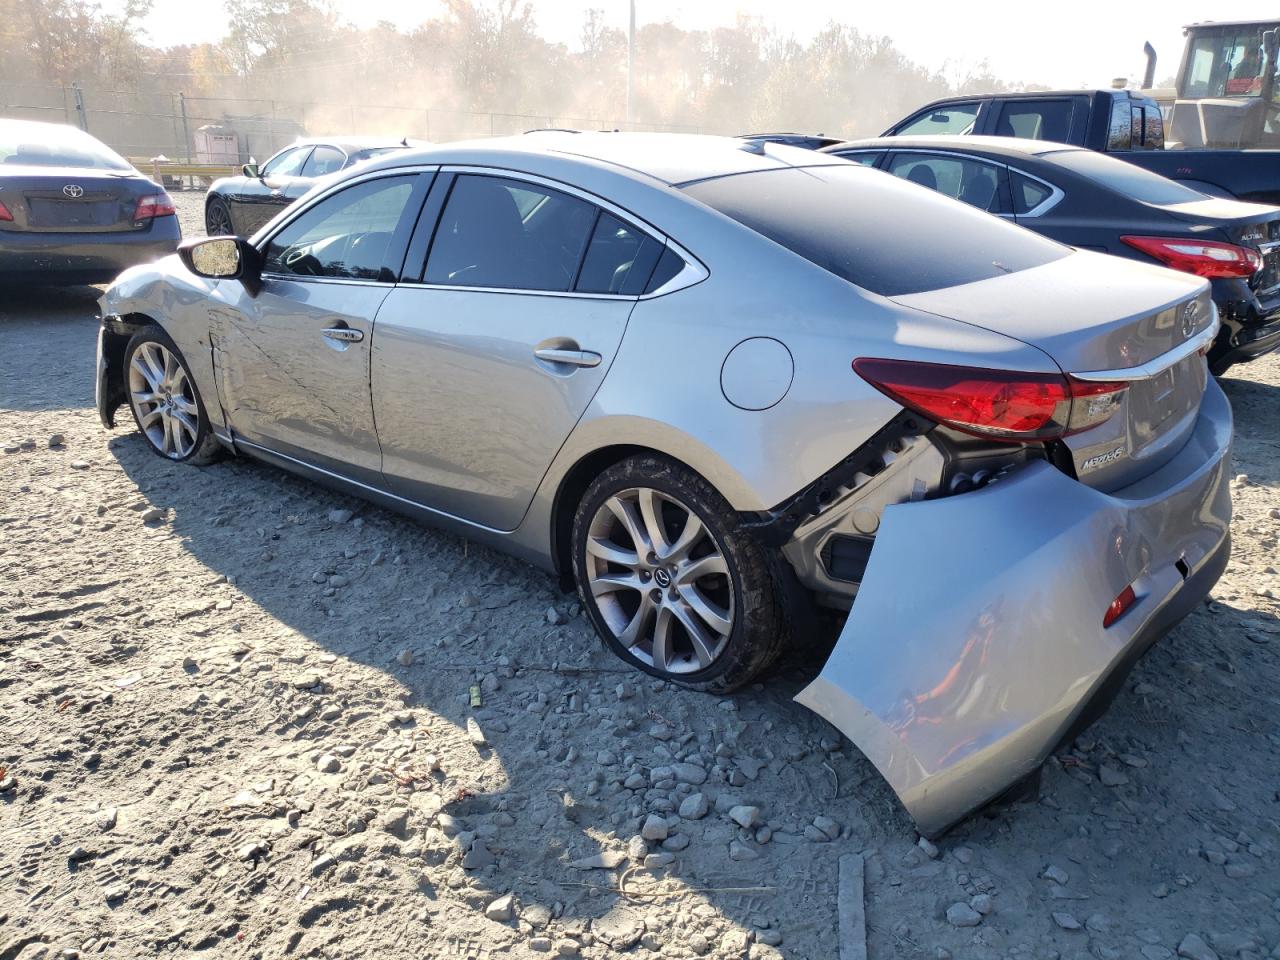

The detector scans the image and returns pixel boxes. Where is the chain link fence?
[1,81,700,169]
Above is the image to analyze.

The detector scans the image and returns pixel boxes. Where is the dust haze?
[1,0,1055,158]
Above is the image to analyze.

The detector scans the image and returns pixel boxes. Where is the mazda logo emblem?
[1180,301,1199,339]
[62,184,84,198]
[653,568,672,588]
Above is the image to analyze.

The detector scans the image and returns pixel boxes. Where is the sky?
[126,0,1280,90]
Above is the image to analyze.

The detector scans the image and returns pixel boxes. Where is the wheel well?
[99,313,161,427]
[549,444,654,580]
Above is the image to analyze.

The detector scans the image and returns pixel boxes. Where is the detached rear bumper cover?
[797,378,1232,837]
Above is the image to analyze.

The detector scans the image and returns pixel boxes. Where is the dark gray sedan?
[0,119,180,285]
[204,137,408,237]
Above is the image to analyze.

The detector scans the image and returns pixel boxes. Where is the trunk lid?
[0,166,155,234]
[891,250,1214,491]
[1162,198,1280,301]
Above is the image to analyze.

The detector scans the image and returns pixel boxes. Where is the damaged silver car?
[95,133,1232,836]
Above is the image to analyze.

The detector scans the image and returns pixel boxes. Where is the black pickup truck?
[883,89,1280,205]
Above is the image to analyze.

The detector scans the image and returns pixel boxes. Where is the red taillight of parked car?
[1120,235,1262,279]
[852,358,1128,443]
[1103,584,1137,628]
[0,199,12,222]
[133,193,176,222]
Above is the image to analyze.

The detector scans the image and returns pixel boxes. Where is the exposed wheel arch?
[551,444,741,581]
[98,312,163,428]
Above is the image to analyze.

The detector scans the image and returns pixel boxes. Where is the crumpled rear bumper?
[796,378,1233,837]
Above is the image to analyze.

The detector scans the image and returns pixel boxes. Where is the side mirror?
[178,237,262,293]
[242,162,260,178]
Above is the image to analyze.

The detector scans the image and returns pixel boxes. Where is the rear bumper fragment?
[796,378,1232,837]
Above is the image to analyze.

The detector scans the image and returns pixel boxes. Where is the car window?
[0,122,131,171]
[644,246,687,294]
[1045,148,1208,206]
[832,151,883,166]
[1011,173,1055,215]
[262,175,417,281]
[895,104,979,136]
[302,145,346,178]
[682,164,1066,298]
[575,212,664,295]
[262,146,312,178]
[1107,99,1132,150]
[994,100,1074,142]
[425,175,597,292]
[886,153,1005,213]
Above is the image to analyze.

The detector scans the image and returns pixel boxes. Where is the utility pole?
[72,82,87,132]
[626,0,635,128]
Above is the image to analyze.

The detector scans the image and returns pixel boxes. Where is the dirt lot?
[2,191,1280,960]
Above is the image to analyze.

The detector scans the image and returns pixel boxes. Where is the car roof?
[359,131,848,187]
[287,136,408,152]
[824,135,1085,160]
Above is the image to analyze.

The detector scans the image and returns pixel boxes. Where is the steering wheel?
[284,247,324,276]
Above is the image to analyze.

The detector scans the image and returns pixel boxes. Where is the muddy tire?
[571,453,790,693]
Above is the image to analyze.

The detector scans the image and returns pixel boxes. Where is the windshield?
[682,164,1067,297]
[1184,27,1279,100]
[0,121,132,171]
[1047,148,1209,205]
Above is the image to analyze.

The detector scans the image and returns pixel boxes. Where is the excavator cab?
[1159,20,1280,149]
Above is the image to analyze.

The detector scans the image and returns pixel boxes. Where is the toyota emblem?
[1180,300,1199,339]
[62,184,84,198]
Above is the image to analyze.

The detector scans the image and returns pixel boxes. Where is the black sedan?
[0,118,179,286]
[204,136,408,237]
[822,135,1280,373]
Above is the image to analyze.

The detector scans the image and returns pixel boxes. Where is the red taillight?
[1121,235,1262,279]
[133,193,176,222]
[0,199,12,222]
[1103,584,1137,628]
[853,358,1128,443]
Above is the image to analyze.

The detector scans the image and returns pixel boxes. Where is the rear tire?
[124,327,223,465]
[571,454,790,693]
[205,196,234,237]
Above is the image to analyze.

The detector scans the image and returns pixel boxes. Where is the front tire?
[124,328,222,465]
[205,196,234,237]
[571,454,790,693]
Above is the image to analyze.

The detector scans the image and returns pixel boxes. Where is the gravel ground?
[2,191,1280,960]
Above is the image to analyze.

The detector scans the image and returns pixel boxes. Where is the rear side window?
[1010,173,1055,215]
[426,175,596,292]
[683,165,1066,297]
[575,212,663,295]
[994,100,1074,142]
[886,153,1007,213]
[832,151,884,166]
[895,104,979,136]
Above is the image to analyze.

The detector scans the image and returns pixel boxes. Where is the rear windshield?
[681,164,1066,297]
[0,122,131,171]
[1046,148,1207,206]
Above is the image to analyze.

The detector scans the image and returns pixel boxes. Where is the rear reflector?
[133,193,176,222]
[1103,584,1137,628]
[852,358,1128,443]
[0,200,12,222]
[1121,235,1262,279]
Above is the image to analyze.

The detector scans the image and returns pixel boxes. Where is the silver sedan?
[96,133,1232,836]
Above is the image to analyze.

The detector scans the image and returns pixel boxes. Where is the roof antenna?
[738,139,766,155]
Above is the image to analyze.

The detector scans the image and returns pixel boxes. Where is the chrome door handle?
[534,347,601,367]
[322,326,364,343]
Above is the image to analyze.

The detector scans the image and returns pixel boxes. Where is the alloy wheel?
[207,201,234,236]
[585,487,734,675]
[128,341,200,460]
